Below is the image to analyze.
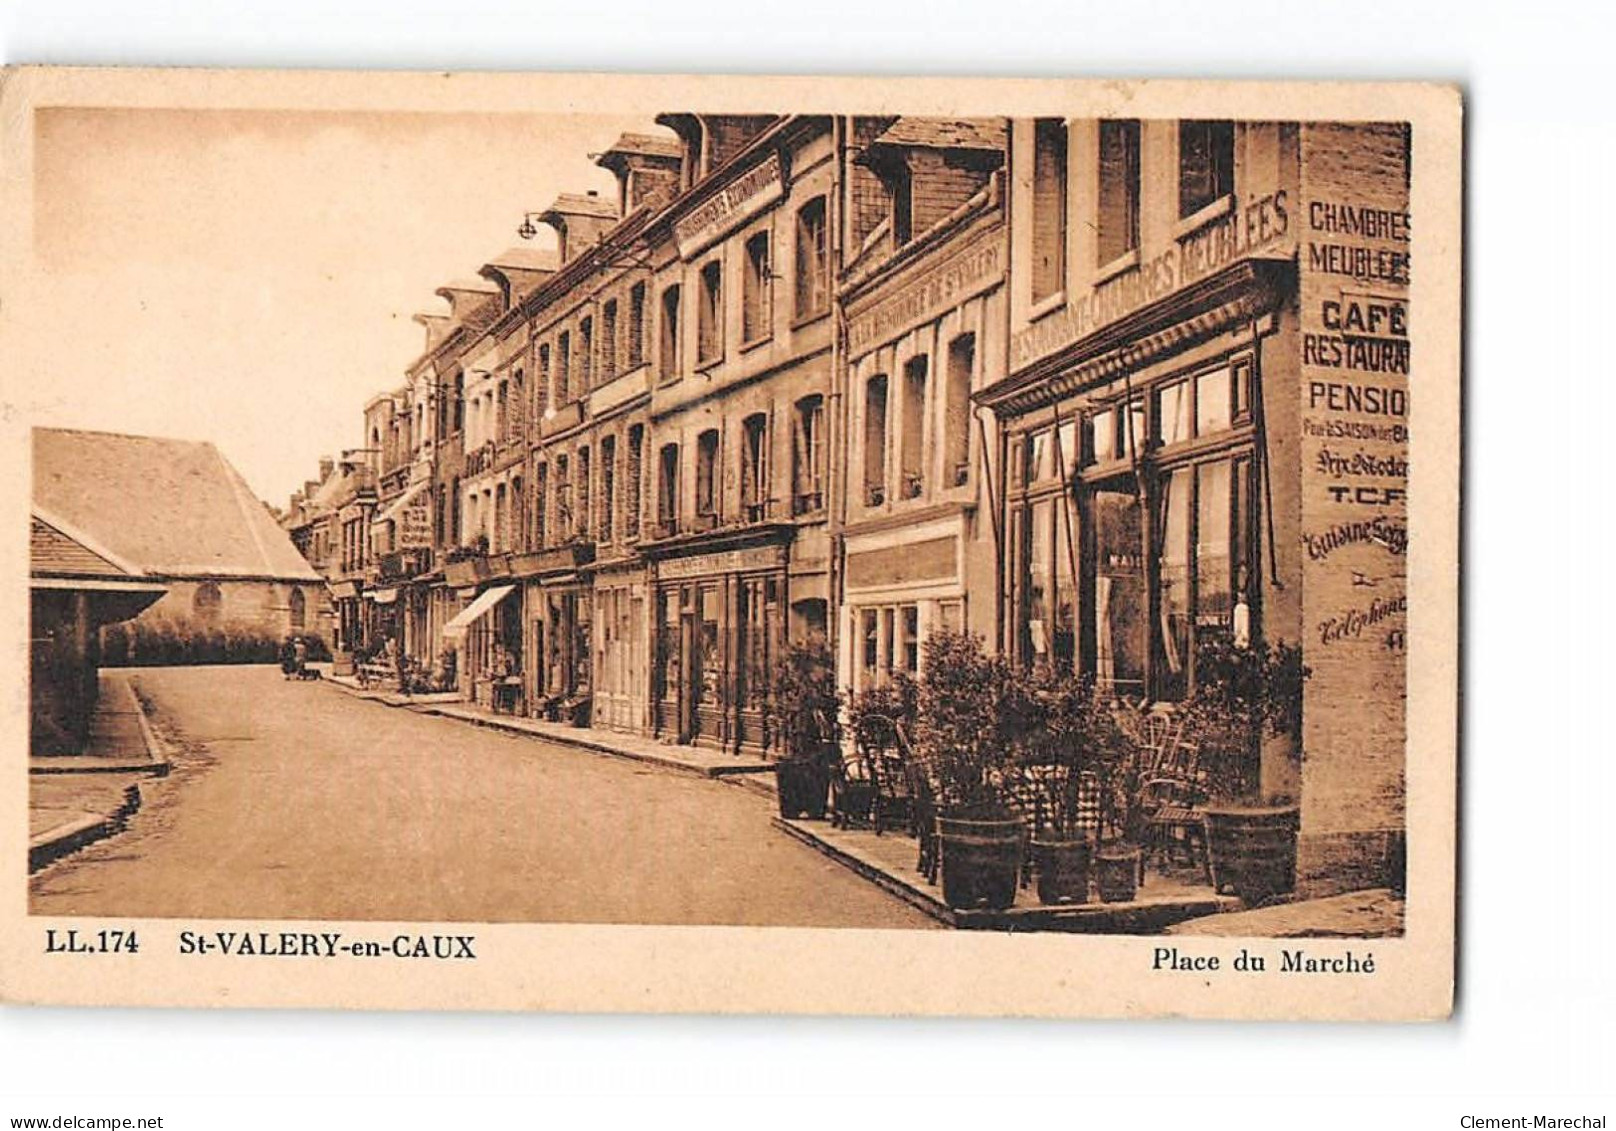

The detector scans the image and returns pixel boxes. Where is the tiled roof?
[485,246,559,273]
[543,192,619,221]
[598,132,682,161]
[30,515,134,579]
[871,117,1008,152]
[32,428,321,582]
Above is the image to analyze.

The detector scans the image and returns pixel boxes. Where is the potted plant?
[915,631,1025,911]
[1019,669,1128,906]
[769,634,841,820]
[1184,636,1310,906]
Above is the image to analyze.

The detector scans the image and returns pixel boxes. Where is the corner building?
[980,118,1410,895]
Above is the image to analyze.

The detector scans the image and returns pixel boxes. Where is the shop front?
[647,534,790,754]
[591,561,650,736]
[839,518,970,698]
[443,581,523,713]
[512,543,596,725]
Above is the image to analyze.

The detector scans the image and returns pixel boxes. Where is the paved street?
[30,665,934,928]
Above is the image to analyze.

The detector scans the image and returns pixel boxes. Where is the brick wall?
[906,151,992,237]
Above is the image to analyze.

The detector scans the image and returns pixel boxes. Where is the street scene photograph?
[25,96,1416,940]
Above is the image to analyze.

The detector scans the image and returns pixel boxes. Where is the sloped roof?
[596,132,683,166]
[33,428,321,582]
[485,246,560,273]
[31,514,136,579]
[542,192,619,221]
[870,117,1008,153]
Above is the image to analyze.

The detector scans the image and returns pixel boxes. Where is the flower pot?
[1204,804,1300,905]
[1031,838,1091,906]
[776,759,829,820]
[1094,846,1141,903]
[937,816,1025,911]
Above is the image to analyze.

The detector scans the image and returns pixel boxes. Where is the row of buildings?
[283,113,1412,891]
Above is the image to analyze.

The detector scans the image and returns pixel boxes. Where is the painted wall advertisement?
[1297,123,1411,843]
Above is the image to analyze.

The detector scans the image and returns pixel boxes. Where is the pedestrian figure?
[293,635,309,680]
[280,635,298,680]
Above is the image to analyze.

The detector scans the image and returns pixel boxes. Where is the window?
[496,379,509,443]
[657,443,680,534]
[534,462,548,547]
[1158,379,1192,446]
[580,317,594,390]
[494,482,507,552]
[194,581,222,623]
[602,300,619,382]
[795,197,828,319]
[577,446,592,540]
[698,260,723,364]
[452,372,464,434]
[1032,118,1068,302]
[892,166,913,247]
[660,285,682,381]
[625,424,644,539]
[1179,120,1235,218]
[900,355,928,499]
[628,283,647,370]
[1097,119,1140,265]
[792,395,825,515]
[864,374,889,506]
[536,344,551,418]
[741,413,768,521]
[695,429,720,518]
[288,588,306,630]
[742,231,771,344]
[555,454,572,538]
[600,435,617,542]
[857,602,921,690]
[558,331,572,402]
[944,335,974,488]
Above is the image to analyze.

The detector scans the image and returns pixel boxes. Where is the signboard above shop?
[673,152,784,259]
[1010,190,1294,372]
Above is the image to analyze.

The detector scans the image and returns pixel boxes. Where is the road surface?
[30,665,934,929]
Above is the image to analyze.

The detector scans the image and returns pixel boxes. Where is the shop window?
[695,429,720,519]
[657,443,680,535]
[660,285,682,382]
[944,335,974,488]
[1156,467,1192,701]
[900,605,920,676]
[938,599,963,635]
[900,355,928,499]
[860,608,878,686]
[792,394,825,515]
[698,260,723,365]
[628,283,647,370]
[1057,418,1080,477]
[1179,120,1235,219]
[864,374,889,506]
[626,424,644,539]
[795,196,829,320]
[1027,428,1053,484]
[288,588,306,630]
[602,299,619,382]
[742,230,772,345]
[1197,366,1233,435]
[1091,480,1147,697]
[1158,379,1192,446]
[193,581,222,623]
[741,413,768,522]
[600,435,617,543]
[1096,119,1141,266]
[858,602,921,689]
[1032,118,1068,302]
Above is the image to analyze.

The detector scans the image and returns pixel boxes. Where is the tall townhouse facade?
[834,118,1009,699]
[636,114,839,754]
[978,118,1410,894]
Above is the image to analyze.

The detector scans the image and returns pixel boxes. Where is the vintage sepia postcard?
[0,67,1460,1019]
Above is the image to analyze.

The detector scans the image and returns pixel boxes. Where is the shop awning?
[329,580,360,600]
[367,587,399,604]
[442,584,515,640]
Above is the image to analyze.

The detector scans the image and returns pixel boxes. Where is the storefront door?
[694,583,724,746]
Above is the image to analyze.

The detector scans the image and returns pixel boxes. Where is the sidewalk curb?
[772,817,956,927]
[322,674,781,790]
[28,783,143,873]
